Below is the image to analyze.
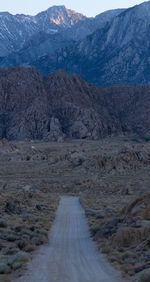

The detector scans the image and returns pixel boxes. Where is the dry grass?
[111,227,150,248]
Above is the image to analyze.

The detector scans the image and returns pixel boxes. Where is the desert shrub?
[90,226,100,236]
[143,205,150,220]
[142,137,150,142]
[111,227,133,248]
[139,269,150,282]
[26,155,30,161]
[131,138,141,143]
[111,227,150,248]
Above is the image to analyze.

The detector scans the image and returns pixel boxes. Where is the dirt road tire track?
[14,196,128,282]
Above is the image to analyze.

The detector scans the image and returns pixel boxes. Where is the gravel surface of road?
[14,196,128,282]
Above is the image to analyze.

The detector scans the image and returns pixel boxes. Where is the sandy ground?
[14,196,129,282]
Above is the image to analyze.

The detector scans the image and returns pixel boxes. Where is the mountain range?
[0,6,124,57]
[1,2,150,86]
[0,6,85,57]
[0,67,150,141]
[31,1,150,86]
[0,5,126,83]
[0,2,150,140]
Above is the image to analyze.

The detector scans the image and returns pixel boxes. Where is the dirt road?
[15,196,127,282]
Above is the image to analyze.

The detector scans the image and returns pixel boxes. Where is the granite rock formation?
[0,67,150,140]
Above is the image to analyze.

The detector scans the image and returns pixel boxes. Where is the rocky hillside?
[0,32,75,68]
[0,12,38,57]
[0,67,120,140]
[0,67,150,141]
[63,8,125,41]
[30,1,150,87]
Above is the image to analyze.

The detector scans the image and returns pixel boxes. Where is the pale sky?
[0,0,148,16]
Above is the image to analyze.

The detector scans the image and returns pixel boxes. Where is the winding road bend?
[15,196,127,282]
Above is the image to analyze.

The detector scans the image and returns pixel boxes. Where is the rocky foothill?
[1,67,150,142]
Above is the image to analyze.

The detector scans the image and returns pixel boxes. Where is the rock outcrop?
[0,67,150,140]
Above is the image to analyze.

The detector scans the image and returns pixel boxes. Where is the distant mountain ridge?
[0,5,125,59]
[29,1,150,87]
[0,5,86,57]
[1,2,150,87]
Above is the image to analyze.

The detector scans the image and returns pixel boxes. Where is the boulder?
[70,121,90,139]
[44,117,65,141]
[70,152,85,167]
[21,185,32,192]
